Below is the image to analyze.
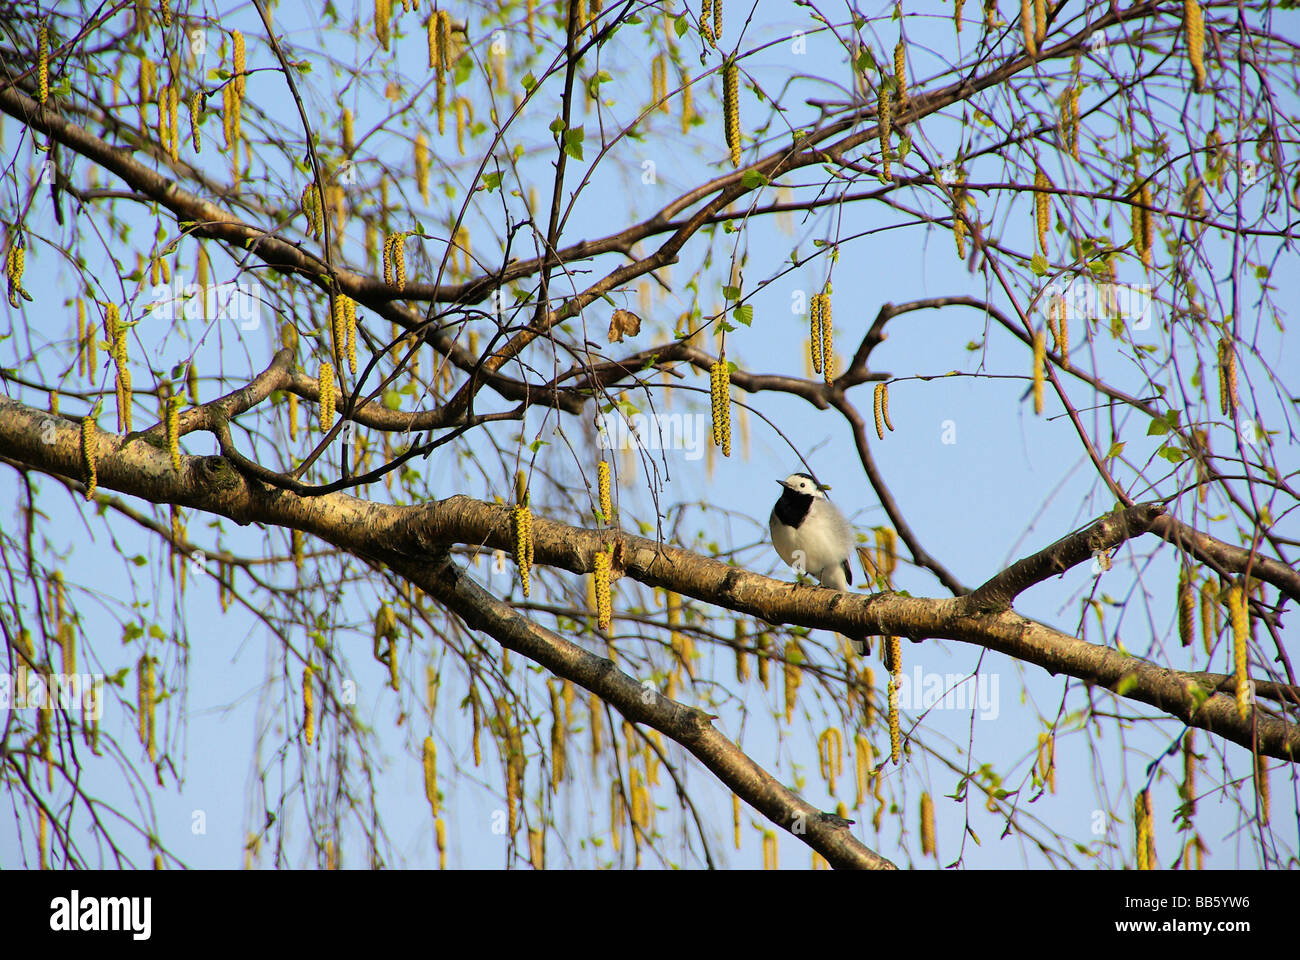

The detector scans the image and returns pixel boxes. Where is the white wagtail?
[769,472,868,654]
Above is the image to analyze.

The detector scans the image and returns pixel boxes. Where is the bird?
[768,472,868,654]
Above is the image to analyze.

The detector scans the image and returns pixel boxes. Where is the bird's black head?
[773,473,818,527]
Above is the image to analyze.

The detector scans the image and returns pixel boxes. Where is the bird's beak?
[775,479,789,489]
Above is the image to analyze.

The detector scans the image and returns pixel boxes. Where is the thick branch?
[965,503,1167,613]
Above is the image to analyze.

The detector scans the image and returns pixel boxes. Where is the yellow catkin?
[1183,731,1196,815]
[1255,754,1270,825]
[232,30,246,97]
[954,0,965,32]
[38,807,48,869]
[953,186,968,258]
[527,0,536,42]
[1131,184,1153,268]
[301,181,323,240]
[77,299,88,377]
[512,506,533,597]
[80,417,97,499]
[1200,580,1217,655]
[528,829,543,869]
[712,0,721,40]
[681,69,694,133]
[415,133,430,204]
[809,293,823,375]
[455,97,469,156]
[1055,295,1069,368]
[344,295,357,375]
[734,620,749,683]
[302,666,314,745]
[888,675,901,764]
[549,683,566,790]
[287,392,299,441]
[6,245,28,307]
[374,0,391,50]
[1021,0,1036,57]
[166,394,182,470]
[434,818,447,868]
[513,472,534,597]
[1218,338,1237,417]
[732,794,741,849]
[1032,328,1046,415]
[1186,0,1206,93]
[187,91,202,153]
[138,58,155,131]
[1136,790,1155,869]
[723,60,740,169]
[873,382,888,440]
[893,40,907,105]
[594,549,612,631]
[423,737,438,816]
[855,733,874,807]
[1034,0,1046,42]
[783,639,802,723]
[341,108,356,157]
[920,792,935,856]
[1177,567,1195,647]
[1065,87,1080,160]
[138,654,155,761]
[700,0,715,47]
[38,19,49,105]
[762,831,777,870]
[1229,585,1250,719]
[318,362,335,430]
[879,87,892,179]
[709,355,731,456]
[1034,167,1050,253]
[386,233,407,291]
[168,83,179,162]
[820,286,833,384]
[597,459,612,524]
[818,728,843,795]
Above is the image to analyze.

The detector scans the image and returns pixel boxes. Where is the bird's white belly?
[769,514,846,585]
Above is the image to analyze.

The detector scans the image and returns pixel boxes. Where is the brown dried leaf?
[608,309,642,343]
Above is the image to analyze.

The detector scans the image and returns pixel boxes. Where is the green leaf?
[722,285,741,301]
[1157,444,1186,463]
[521,72,537,91]
[1114,673,1139,697]
[1106,440,1126,459]
[740,169,770,190]
[734,304,753,326]
[482,171,503,192]
[563,126,585,161]
[1030,254,1048,276]
[674,14,689,37]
